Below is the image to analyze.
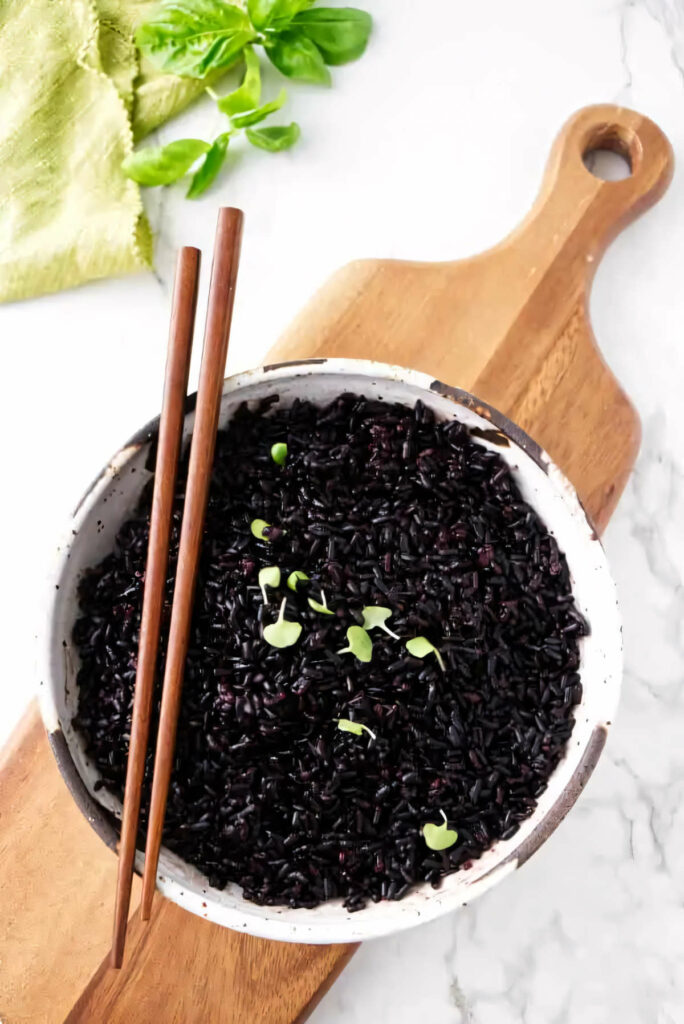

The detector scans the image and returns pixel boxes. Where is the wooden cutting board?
[0,104,672,1024]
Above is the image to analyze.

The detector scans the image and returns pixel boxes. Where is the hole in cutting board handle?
[583,148,631,180]
[581,123,637,181]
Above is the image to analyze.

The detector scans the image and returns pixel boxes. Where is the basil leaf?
[248,0,314,30]
[186,133,230,197]
[291,8,372,64]
[217,46,261,114]
[122,138,210,186]
[265,30,331,84]
[136,0,256,78]
[246,122,300,151]
[230,88,287,129]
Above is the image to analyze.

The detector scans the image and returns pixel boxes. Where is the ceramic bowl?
[39,358,621,944]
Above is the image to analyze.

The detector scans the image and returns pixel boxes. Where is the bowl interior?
[40,359,621,944]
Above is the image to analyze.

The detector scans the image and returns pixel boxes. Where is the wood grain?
[0,104,672,1023]
[0,709,139,1024]
[65,898,357,1024]
[142,209,243,918]
[113,246,199,967]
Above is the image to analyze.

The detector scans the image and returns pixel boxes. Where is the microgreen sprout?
[271,442,288,466]
[308,590,334,616]
[338,625,372,663]
[406,636,445,672]
[251,518,271,541]
[258,566,280,604]
[287,570,309,592]
[361,606,399,639]
[422,810,458,851]
[336,718,376,740]
[263,597,302,649]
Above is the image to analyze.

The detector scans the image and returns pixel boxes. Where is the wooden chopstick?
[140,207,244,921]
[111,247,200,968]
[110,247,200,967]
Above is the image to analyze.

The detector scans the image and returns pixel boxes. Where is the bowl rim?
[38,357,622,943]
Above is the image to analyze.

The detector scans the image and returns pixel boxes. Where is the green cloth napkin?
[0,0,207,303]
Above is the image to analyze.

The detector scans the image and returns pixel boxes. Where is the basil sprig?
[124,0,372,197]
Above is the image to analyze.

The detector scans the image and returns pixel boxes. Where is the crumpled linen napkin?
[0,0,204,302]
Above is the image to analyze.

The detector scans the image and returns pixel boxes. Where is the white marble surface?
[2,0,684,1020]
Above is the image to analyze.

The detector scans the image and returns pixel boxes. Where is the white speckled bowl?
[39,358,621,944]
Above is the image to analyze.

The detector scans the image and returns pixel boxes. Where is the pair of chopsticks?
[111,207,244,968]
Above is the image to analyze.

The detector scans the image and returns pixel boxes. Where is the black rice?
[73,393,587,910]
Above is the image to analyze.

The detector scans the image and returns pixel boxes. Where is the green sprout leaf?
[287,570,309,591]
[251,518,271,540]
[271,441,288,465]
[308,591,334,616]
[361,606,399,639]
[122,139,210,186]
[291,8,372,65]
[338,625,372,662]
[136,0,256,78]
[264,30,331,84]
[217,45,261,114]
[422,810,458,851]
[336,718,376,740]
[186,132,231,197]
[406,636,445,672]
[246,123,301,152]
[258,565,281,603]
[230,88,287,129]
[263,597,302,648]
[248,0,314,30]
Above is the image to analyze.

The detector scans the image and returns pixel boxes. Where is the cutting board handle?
[508,103,674,281]
[270,104,673,532]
